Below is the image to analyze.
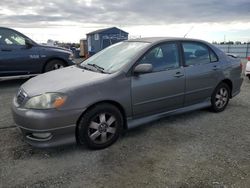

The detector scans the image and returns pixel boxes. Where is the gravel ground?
[0,68,249,188]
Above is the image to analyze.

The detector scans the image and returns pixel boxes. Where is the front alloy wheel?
[88,113,117,145]
[53,63,64,70]
[77,104,123,149]
[44,60,66,72]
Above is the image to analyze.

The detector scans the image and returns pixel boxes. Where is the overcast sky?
[0,0,250,43]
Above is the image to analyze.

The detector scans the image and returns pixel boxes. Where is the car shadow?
[8,109,208,160]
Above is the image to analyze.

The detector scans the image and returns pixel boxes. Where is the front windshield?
[80,41,149,73]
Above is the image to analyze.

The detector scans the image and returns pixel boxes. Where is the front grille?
[16,89,27,105]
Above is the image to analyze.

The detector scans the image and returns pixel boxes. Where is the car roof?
[127,37,208,44]
[0,27,16,31]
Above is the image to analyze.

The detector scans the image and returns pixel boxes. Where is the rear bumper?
[12,103,84,148]
[245,70,250,76]
[232,77,243,98]
[245,62,250,75]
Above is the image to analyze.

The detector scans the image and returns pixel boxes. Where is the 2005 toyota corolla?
[12,38,243,149]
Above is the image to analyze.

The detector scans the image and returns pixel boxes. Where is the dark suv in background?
[0,27,74,80]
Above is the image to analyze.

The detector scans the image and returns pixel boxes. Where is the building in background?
[79,39,88,57]
[86,27,129,55]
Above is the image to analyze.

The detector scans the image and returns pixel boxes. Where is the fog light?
[32,133,52,139]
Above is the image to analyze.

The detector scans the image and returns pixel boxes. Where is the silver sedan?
[12,37,243,149]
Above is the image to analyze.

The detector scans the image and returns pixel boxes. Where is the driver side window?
[0,28,26,46]
[138,43,180,72]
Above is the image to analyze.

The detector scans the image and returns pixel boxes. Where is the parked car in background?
[245,56,250,80]
[12,37,243,149]
[0,27,74,80]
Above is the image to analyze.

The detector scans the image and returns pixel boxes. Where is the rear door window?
[182,42,211,66]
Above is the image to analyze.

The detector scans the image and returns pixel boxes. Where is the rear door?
[0,28,41,77]
[182,42,221,106]
[131,42,185,117]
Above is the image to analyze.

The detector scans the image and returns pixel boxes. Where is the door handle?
[174,72,184,78]
[1,49,12,52]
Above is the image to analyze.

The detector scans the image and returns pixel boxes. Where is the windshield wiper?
[77,64,92,71]
[87,63,104,70]
[87,63,109,73]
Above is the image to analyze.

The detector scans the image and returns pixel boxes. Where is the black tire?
[210,83,230,113]
[248,75,250,80]
[77,104,123,149]
[44,60,66,72]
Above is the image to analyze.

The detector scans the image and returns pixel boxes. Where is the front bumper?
[67,58,76,66]
[12,103,84,148]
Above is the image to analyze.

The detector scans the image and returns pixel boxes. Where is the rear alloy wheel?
[210,83,230,112]
[44,60,66,72]
[77,104,123,149]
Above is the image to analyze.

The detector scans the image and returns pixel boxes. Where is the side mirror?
[133,64,153,75]
[25,38,33,48]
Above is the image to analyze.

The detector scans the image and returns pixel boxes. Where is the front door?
[0,28,41,77]
[131,42,185,117]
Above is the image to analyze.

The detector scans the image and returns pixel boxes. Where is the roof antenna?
[184,26,194,38]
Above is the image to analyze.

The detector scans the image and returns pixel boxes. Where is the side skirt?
[0,74,39,81]
[127,99,211,129]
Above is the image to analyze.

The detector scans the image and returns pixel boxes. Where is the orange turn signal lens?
[53,97,66,108]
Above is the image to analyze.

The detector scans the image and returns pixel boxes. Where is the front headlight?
[69,52,74,60]
[24,93,67,109]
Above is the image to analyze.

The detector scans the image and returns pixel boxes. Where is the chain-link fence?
[215,44,250,58]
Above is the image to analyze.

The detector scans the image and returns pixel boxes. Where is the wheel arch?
[218,79,233,98]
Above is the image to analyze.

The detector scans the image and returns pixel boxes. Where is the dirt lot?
[0,74,250,187]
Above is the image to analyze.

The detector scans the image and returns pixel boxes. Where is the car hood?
[22,66,111,96]
[38,44,72,53]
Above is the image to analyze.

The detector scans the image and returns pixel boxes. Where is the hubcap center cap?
[98,123,108,133]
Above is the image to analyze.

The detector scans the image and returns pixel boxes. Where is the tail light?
[247,56,250,61]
